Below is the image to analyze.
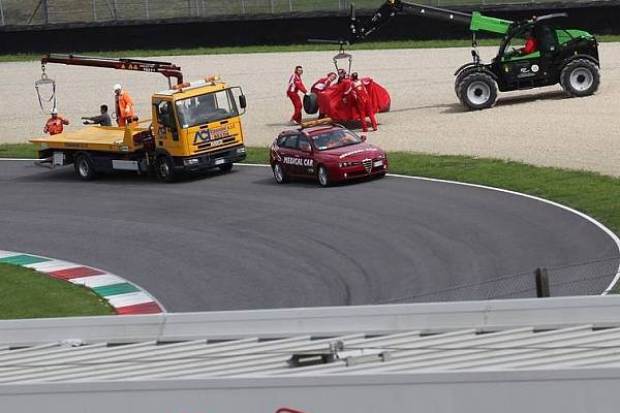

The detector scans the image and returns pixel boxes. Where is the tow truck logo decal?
[194,129,211,144]
[194,126,230,145]
[283,157,313,167]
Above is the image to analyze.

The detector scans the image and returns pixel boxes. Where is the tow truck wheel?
[155,156,176,183]
[457,72,497,110]
[218,162,233,173]
[74,153,96,181]
[317,165,330,187]
[560,59,600,97]
[272,163,288,184]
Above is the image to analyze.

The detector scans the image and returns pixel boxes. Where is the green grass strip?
[1,35,619,63]
[0,143,37,158]
[0,263,115,319]
[92,282,140,297]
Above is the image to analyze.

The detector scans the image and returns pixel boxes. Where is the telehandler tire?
[457,72,497,110]
[560,59,600,97]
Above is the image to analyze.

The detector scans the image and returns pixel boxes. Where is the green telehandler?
[350,0,600,109]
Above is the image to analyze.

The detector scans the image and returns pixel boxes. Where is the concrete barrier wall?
[3,295,620,346]
[0,2,619,54]
[2,369,620,413]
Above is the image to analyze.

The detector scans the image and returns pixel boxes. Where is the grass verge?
[1,35,620,62]
[0,263,115,319]
[0,143,37,158]
[3,144,618,235]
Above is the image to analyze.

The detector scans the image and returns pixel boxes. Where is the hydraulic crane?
[41,54,185,85]
[350,0,600,109]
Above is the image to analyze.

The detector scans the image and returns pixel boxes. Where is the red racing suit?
[521,37,538,55]
[310,76,334,94]
[347,79,377,132]
[286,73,307,124]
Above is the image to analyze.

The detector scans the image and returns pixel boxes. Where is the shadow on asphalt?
[11,166,240,185]
[252,174,385,189]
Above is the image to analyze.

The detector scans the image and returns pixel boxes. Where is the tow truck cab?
[152,79,248,172]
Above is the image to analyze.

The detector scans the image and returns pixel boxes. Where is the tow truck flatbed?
[30,124,149,154]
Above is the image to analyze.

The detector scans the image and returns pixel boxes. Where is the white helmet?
[113,84,122,92]
[51,108,58,115]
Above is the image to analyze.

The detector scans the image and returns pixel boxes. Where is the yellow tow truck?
[31,54,247,181]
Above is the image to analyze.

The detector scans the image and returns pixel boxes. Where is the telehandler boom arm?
[350,0,512,42]
[40,54,184,85]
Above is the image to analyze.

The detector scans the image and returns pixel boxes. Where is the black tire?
[272,163,288,184]
[454,69,474,100]
[218,162,233,173]
[74,153,97,181]
[303,93,319,114]
[376,172,386,180]
[456,72,498,110]
[317,165,330,187]
[155,155,177,183]
[560,59,600,98]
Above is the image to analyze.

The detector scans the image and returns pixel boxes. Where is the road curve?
[0,161,618,312]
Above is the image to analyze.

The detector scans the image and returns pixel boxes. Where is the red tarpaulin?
[316,78,391,122]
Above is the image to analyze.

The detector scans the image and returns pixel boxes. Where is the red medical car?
[269,120,388,187]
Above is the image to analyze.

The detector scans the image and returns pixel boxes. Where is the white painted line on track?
[23,261,80,272]
[70,274,124,288]
[107,292,154,307]
[0,251,20,259]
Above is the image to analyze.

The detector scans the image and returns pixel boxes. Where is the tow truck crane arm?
[40,54,184,85]
[350,0,513,42]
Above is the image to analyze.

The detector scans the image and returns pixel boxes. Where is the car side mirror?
[361,135,367,142]
[300,143,312,152]
[239,95,247,109]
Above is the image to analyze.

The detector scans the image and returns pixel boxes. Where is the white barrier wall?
[3,295,620,346]
[2,369,620,413]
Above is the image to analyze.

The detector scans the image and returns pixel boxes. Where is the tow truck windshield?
[176,89,239,128]
[312,129,362,151]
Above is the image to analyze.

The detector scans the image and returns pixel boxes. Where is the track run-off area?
[1,44,619,176]
[0,161,618,311]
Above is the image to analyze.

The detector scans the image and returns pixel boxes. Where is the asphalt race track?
[0,161,618,312]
